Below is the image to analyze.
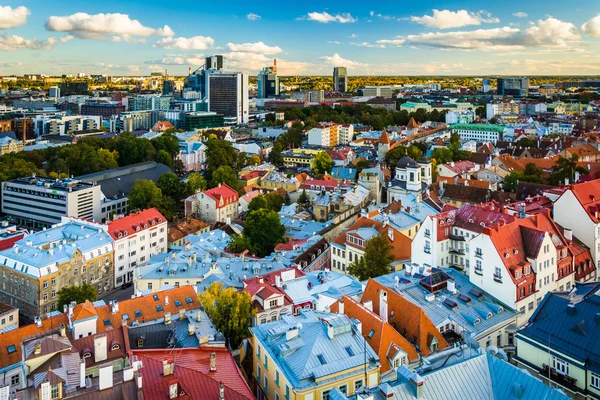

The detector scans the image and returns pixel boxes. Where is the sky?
[1,0,600,76]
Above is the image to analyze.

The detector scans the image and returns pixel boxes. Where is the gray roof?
[77,161,173,199]
[374,268,517,341]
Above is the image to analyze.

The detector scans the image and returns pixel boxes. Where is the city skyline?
[1,0,600,76]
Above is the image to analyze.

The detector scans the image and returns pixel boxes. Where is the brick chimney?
[210,352,217,372]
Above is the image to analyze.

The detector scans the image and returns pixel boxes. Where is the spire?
[379,130,391,145]
[407,117,418,129]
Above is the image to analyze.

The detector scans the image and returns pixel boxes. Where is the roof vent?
[512,382,524,399]
[567,303,576,315]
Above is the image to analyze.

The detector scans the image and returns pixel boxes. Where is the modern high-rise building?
[257,59,279,98]
[48,86,60,98]
[497,77,529,97]
[333,67,348,92]
[184,55,247,124]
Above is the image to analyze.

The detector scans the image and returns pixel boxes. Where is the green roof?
[450,123,506,133]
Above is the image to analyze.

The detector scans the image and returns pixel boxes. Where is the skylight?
[156,305,163,312]
[469,288,483,298]
[6,345,16,354]
[443,298,458,309]
[367,329,375,339]
[317,354,327,365]
[175,300,182,307]
[153,294,159,301]
[135,310,142,317]
[103,319,111,326]
[345,346,355,357]
[458,293,472,304]
[186,297,193,304]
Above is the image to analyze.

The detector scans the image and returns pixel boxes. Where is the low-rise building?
[451,123,506,144]
[167,217,211,249]
[0,302,18,331]
[184,183,239,224]
[251,311,381,400]
[260,171,300,193]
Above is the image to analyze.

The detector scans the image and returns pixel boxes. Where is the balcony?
[449,233,464,241]
[493,273,503,283]
[449,247,465,255]
[541,364,578,392]
[474,267,483,276]
[449,263,465,272]
[475,252,483,259]
[424,231,431,238]
[424,248,431,254]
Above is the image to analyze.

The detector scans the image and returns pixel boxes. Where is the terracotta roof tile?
[107,208,166,240]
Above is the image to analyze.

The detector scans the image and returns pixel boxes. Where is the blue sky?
[1,0,600,76]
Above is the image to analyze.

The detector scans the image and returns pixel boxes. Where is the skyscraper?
[257,59,279,98]
[497,77,529,97]
[333,67,348,92]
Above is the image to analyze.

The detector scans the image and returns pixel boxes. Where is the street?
[99,286,135,303]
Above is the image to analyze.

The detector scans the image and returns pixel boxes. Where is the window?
[11,374,19,386]
[83,351,92,359]
[148,283,152,290]
[275,370,280,386]
[51,384,59,399]
[256,365,261,380]
[339,385,348,395]
[553,356,569,375]
[269,299,278,308]
[275,394,280,400]
[591,372,600,390]
[317,354,327,365]
[264,376,268,394]
[43,280,48,288]
[322,390,331,400]
[285,385,290,400]
[528,302,534,311]
[345,346,355,357]
[137,338,144,348]
[355,380,363,391]
[494,266,502,281]
[264,354,269,370]
[475,260,483,274]
[7,345,16,354]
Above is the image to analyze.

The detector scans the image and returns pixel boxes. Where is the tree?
[210,166,240,190]
[243,209,286,257]
[312,151,333,175]
[187,172,207,194]
[152,134,180,158]
[198,283,254,348]
[155,149,173,169]
[206,138,237,173]
[549,156,588,186]
[157,172,187,203]
[248,154,261,166]
[516,137,535,148]
[354,157,370,173]
[268,142,284,168]
[503,171,523,192]
[347,235,394,280]
[128,179,175,219]
[58,284,97,310]
[298,189,309,205]
[431,148,453,164]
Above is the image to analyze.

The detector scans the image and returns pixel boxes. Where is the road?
[99,286,134,303]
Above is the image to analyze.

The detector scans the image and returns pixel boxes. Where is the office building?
[183,111,224,130]
[106,208,167,286]
[208,72,248,124]
[450,123,506,143]
[257,59,279,98]
[127,95,172,112]
[1,176,103,228]
[482,79,492,93]
[81,103,126,118]
[362,86,393,98]
[49,86,60,98]
[0,218,114,322]
[333,67,348,92]
[497,77,529,97]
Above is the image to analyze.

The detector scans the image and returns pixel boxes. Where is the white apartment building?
[1,176,103,229]
[450,124,506,144]
[338,124,354,144]
[184,183,239,224]
[486,102,520,119]
[411,203,594,326]
[547,121,574,135]
[106,208,167,286]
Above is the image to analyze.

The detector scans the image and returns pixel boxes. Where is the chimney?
[178,309,186,320]
[447,280,457,294]
[379,290,388,322]
[220,382,225,400]
[94,333,108,363]
[193,252,197,263]
[188,67,191,76]
[98,364,113,391]
[196,311,202,322]
[512,383,524,399]
[59,323,66,337]
[80,359,86,388]
[210,352,217,372]
[388,228,394,242]
[286,326,299,341]
[164,312,172,325]
[564,229,573,241]
[275,275,281,288]
[363,300,373,311]
[187,256,192,267]
[163,357,175,376]
[136,372,143,390]
[111,300,119,315]
[326,321,334,340]
[165,296,169,305]
[188,323,195,336]
[34,341,42,355]
[168,379,179,399]
[338,299,344,315]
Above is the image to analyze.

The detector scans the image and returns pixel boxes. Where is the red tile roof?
[378,130,391,145]
[299,179,352,191]
[565,179,600,223]
[107,208,166,240]
[131,347,254,400]
[203,184,238,209]
[330,295,419,372]
[440,160,476,174]
[361,280,449,357]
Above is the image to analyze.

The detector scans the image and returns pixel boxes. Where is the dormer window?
[111,343,120,351]
[83,351,92,359]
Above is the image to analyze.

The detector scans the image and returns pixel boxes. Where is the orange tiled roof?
[567,179,600,223]
[168,217,211,243]
[496,154,525,172]
[378,130,391,145]
[330,295,419,372]
[72,302,98,321]
[437,176,491,189]
[361,279,449,357]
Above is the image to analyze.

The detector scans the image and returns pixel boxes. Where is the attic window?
[156,305,163,312]
[174,300,182,307]
[469,288,483,298]
[134,310,142,318]
[317,354,327,365]
[443,298,458,309]
[6,345,16,354]
[83,352,92,359]
[111,343,120,351]
[345,346,355,357]
[103,319,111,326]
[153,294,159,301]
[185,297,193,304]
[458,294,471,304]
[367,329,375,339]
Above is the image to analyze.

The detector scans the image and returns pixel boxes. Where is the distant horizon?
[2,1,600,75]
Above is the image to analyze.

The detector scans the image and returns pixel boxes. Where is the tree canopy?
[549,156,588,186]
[232,209,286,257]
[58,284,97,310]
[312,151,333,175]
[347,235,394,281]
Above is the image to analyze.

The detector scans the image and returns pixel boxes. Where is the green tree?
[210,165,240,190]
[187,172,207,194]
[247,195,269,212]
[354,157,370,173]
[549,156,588,186]
[206,137,237,173]
[516,137,535,148]
[431,148,453,164]
[58,284,97,310]
[407,145,423,161]
[243,209,286,257]
[312,151,333,175]
[152,134,180,158]
[198,283,254,347]
[128,179,175,219]
[347,235,394,280]
[268,142,284,168]
[155,149,173,169]
[298,189,309,204]
[157,172,187,203]
[503,171,523,192]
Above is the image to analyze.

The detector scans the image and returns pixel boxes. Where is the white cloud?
[95,62,120,69]
[378,17,580,50]
[247,13,261,21]
[223,52,311,74]
[349,33,358,38]
[226,41,282,54]
[128,65,140,72]
[582,14,600,38]
[328,40,341,44]
[112,35,147,44]
[320,53,365,68]
[146,54,206,66]
[60,35,74,43]
[45,13,174,40]
[513,12,528,18]
[148,65,163,72]
[154,36,214,50]
[302,12,357,23]
[0,61,23,68]
[0,5,30,29]
[410,9,499,29]
[351,41,385,48]
[0,34,60,51]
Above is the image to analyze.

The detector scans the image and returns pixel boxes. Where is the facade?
[445,110,475,124]
[127,95,172,111]
[486,102,520,119]
[333,67,348,92]
[184,183,239,224]
[257,59,279,98]
[362,86,393,98]
[1,176,103,229]
[208,72,249,124]
[106,208,167,286]
[177,140,206,171]
[497,77,529,97]
[251,311,380,400]
[515,281,600,400]
[0,302,18,331]
[387,156,433,202]
[81,103,125,118]
[450,123,505,143]
[0,218,114,322]
[0,136,23,155]
[183,111,225,130]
